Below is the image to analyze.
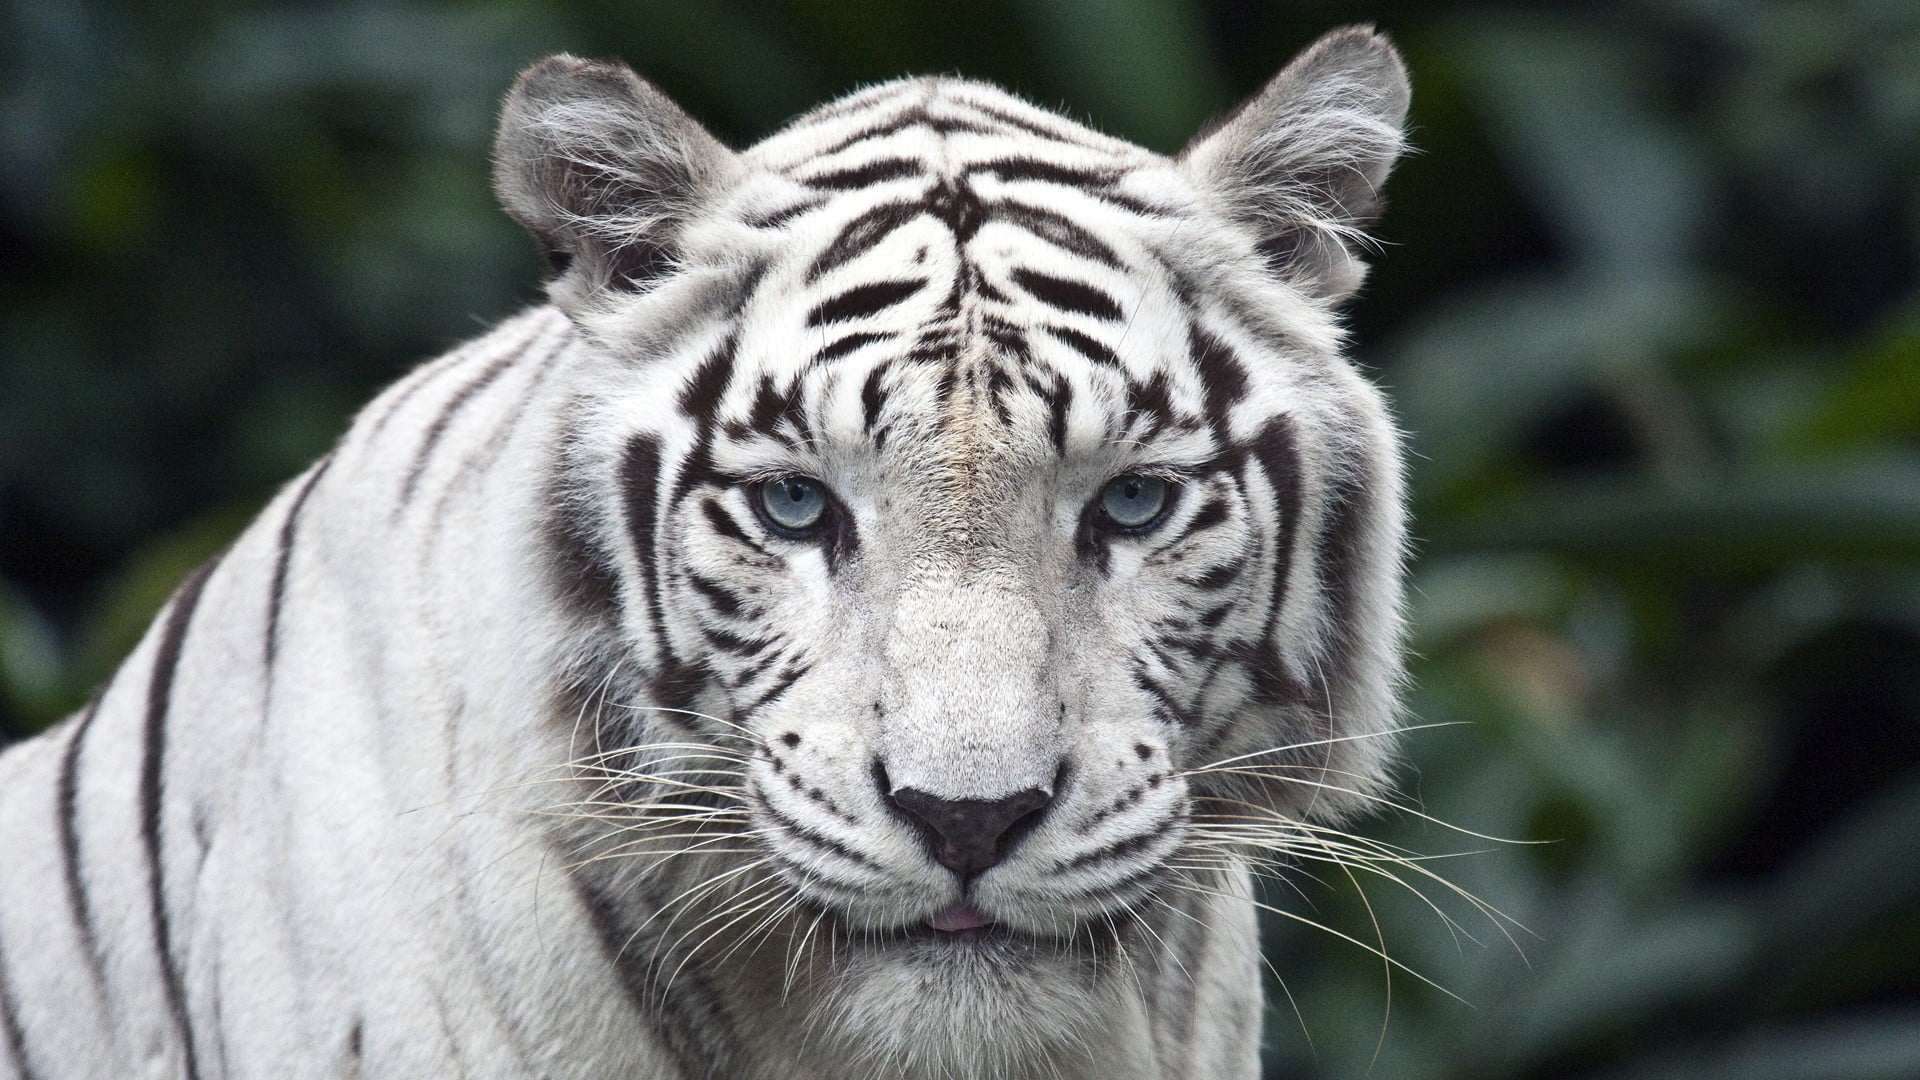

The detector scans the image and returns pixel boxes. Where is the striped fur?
[0,26,1410,1080]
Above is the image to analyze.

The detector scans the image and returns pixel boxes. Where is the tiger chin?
[0,24,1411,1080]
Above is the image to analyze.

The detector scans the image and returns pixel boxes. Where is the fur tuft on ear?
[1179,26,1410,304]
[493,55,741,302]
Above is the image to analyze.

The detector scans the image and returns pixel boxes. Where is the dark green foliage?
[3,2,1917,1076]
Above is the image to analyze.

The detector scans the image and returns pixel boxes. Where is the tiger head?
[495,26,1409,1070]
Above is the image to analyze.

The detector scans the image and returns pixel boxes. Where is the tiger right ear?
[1179,26,1410,305]
[493,55,742,303]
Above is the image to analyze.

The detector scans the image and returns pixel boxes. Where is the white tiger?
[0,25,1411,1080]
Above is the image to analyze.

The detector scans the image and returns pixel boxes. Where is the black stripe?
[812,331,892,366]
[1012,267,1122,321]
[265,453,334,672]
[990,200,1122,266]
[927,113,1000,139]
[971,155,1169,215]
[972,264,1010,305]
[742,665,805,715]
[676,336,739,424]
[742,198,823,229]
[1189,323,1251,431]
[806,278,926,328]
[1155,494,1230,550]
[684,572,745,618]
[562,867,738,1078]
[427,331,576,577]
[1184,497,1230,535]
[362,345,472,444]
[619,436,670,653]
[698,498,766,553]
[1310,411,1376,695]
[1149,630,1218,667]
[1248,416,1305,647]
[1056,824,1168,873]
[650,655,715,717]
[906,322,961,367]
[55,691,108,999]
[985,361,1016,427]
[967,106,1092,147]
[807,201,920,283]
[800,157,922,190]
[1197,602,1234,629]
[1070,858,1163,905]
[1124,371,1177,440]
[860,361,892,433]
[397,324,545,508]
[1047,376,1073,454]
[816,108,1000,157]
[816,111,923,156]
[700,624,770,659]
[985,316,1029,362]
[0,983,35,1080]
[0,918,44,1080]
[924,179,986,240]
[626,437,726,720]
[744,374,808,442]
[974,156,1117,189]
[1181,561,1244,591]
[764,803,876,868]
[1132,663,1197,727]
[142,553,222,1080]
[542,420,623,626]
[1016,366,1073,456]
[1044,324,1121,367]
[770,858,873,899]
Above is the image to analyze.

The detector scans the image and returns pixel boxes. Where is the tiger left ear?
[1179,26,1410,304]
[493,55,743,306]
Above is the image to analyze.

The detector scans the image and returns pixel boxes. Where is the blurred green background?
[3,1,1918,1076]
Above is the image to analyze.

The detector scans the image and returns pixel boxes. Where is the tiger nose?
[884,782,1054,882]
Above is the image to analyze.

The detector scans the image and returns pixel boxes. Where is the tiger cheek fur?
[0,26,1408,1080]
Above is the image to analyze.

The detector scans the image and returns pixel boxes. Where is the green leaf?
[1430,468,1920,566]
[1597,1010,1920,1080]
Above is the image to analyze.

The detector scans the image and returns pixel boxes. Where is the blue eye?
[1098,473,1172,530]
[757,476,831,534]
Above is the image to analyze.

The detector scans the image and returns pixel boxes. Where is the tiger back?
[0,26,1410,1080]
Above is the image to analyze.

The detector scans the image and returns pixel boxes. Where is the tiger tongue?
[926,903,994,933]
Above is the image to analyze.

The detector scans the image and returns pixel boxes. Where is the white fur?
[0,27,1410,1080]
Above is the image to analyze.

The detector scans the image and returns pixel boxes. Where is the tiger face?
[498,27,1409,1069]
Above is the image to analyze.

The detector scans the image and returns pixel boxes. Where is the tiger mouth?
[905,920,1019,946]
[925,900,994,932]
[805,900,1127,955]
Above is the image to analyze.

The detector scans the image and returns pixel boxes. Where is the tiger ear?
[1179,26,1409,304]
[493,55,742,303]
